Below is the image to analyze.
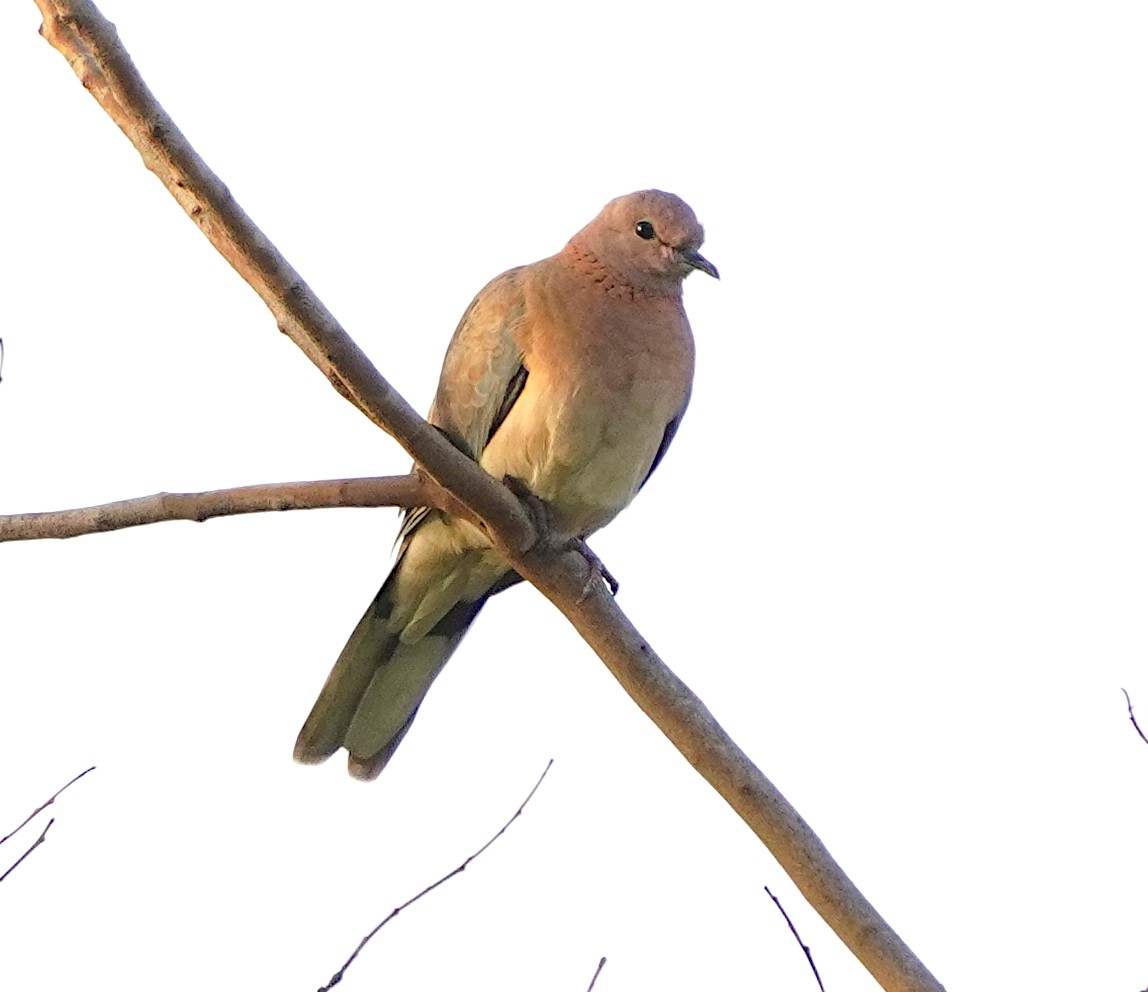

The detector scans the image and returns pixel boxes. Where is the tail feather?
[293,575,491,778]
[294,521,525,779]
[347,705,420,781]
[341,594,488,775]
[292,583,397,765]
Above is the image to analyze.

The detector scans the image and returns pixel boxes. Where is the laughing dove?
[294,189,717,780]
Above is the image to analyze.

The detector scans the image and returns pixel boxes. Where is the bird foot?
[565,538,620,601]
[501,475,619,600]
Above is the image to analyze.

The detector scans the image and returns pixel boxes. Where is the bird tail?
[292,568,489,781]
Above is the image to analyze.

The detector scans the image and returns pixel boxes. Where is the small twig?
[765,884,826,992]
[585,956,607,992]
[317,759,554,991]
[0,819,55,885]
[0,766,95,848]
[1121,689,1148,746]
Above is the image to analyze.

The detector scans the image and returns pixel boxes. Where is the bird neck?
[561,237,679,300]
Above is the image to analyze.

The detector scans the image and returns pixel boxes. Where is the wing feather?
[398,267,529,548]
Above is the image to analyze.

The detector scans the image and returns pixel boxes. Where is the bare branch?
[1121,689,1148,746]
[1,766,95,848]
[0,476,432,541]
[1,766,95,885]
[31,5,945,990]
[32,0,533,554]
[509,565,943,992]
[0,819,55,885]
[765,884,826,992]
[585,957,607,992]
[317,760,554,991]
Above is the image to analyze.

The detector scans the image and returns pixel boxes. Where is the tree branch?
[30,4,945,990]
[1121,688,1148,746]
[585,957,607,992]
[0,819,55,885]
[32,0,532,555]
[765,884,826,992]
[1,766,95,885]
[0,476,433,541]
[0,766,95,849]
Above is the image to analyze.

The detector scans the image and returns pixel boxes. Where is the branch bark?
[0,476,430,541]
[28,4,945,990]
[32,0,532,556]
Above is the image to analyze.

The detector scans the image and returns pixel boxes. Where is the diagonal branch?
[1121,688,1148,746]
[765,884,826,992]
[0,819,56,885]
[317,760,553,991]
[1,766,96,849]
[585,957,608,992]
[2,766,95,885]
[32,0,532,556]
[30,4,945,991]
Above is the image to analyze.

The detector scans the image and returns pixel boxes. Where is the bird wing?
[430,266,529,458]
[397,266,529,547]
[640,409,687,491]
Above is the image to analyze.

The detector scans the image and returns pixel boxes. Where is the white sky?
[2,2,1147,990]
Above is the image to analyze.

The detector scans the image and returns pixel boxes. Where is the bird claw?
[502,475,619,600]
[567,538,620,601]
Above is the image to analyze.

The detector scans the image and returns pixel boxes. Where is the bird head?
[574,190,718,295]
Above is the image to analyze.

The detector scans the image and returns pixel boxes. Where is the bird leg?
[500,474,551,539]
[564,538,620,599]
[501,475,620,600]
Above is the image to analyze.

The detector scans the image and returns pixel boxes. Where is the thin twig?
[1,766,95,848]
[765,884,826,992]
[317,759,554,991]
[1121,689,1148,746]
[585,956,607,992]
[0,476,431,542]
[0,819,55,885]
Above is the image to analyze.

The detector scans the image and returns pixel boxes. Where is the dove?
[294,189,717,779]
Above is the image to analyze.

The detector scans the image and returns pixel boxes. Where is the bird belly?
[480,371,670,539]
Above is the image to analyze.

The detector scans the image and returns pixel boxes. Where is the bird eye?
[634,220,656,240]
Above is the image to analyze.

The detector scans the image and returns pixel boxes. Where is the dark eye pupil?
[635,220,656,240]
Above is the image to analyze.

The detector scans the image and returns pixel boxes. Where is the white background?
[2,3,1147,990]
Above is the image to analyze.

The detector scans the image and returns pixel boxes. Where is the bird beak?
[679,246,719,280]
